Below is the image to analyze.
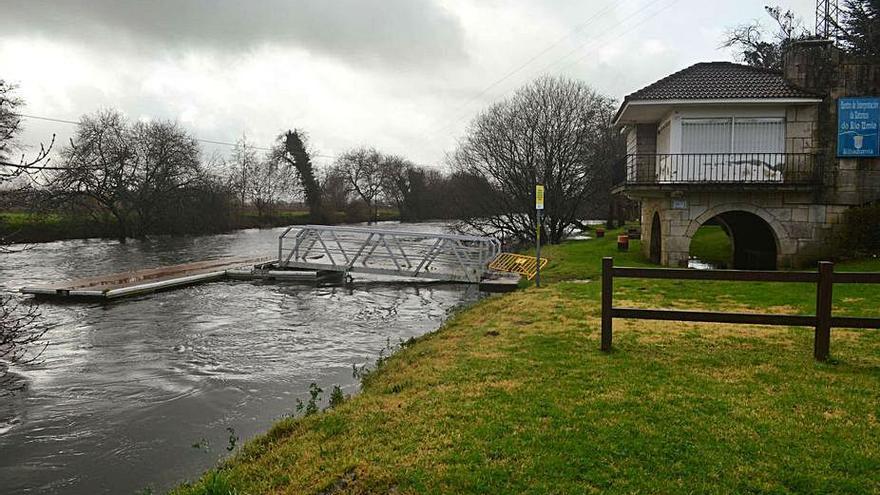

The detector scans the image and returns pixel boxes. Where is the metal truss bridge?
[277,225,502,283]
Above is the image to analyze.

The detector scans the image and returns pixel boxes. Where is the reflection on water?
[0,223,479,494]
[687,257,726,270]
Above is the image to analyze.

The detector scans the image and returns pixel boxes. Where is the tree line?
[44,111,477,241]
[2,75,624,247]
[4,109,555,244]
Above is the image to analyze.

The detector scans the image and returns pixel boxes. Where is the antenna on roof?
[815,0,841,42]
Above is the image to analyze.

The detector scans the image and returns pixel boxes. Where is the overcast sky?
[1,0,816,169]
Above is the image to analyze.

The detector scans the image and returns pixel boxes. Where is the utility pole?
[535,184,544,287]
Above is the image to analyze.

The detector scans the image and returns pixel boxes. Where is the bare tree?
[451,76,619,244]
[722,6,810,70]
[227,134,260,208]
[320,165,350,215]
[378,154,413,217]
[128,120,202,236]
[0,295,46,393]
[333,147,384,223]
[225,134,297,219]
[52,110,135,241]
[52,110,204,241]
[0,80,22,172]
[0,79,53,183]
[248,156,291,218]
[0,81,47,393]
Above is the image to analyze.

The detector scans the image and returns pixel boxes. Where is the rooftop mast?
[815,0,841,42]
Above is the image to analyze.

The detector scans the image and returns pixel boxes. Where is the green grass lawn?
[171,232,880,495]
[0,211,66,229]
[0,211,115,242]
[689,224,733,267]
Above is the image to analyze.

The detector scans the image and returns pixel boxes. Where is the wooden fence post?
[601,257,613,352]
[814,261,833,361]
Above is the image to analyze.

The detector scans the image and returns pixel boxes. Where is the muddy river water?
[0,223,479,494]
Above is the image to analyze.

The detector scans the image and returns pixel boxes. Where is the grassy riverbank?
[172,232,880,494]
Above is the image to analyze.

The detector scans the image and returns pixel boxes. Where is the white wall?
[656,112,672,154]
[625,126,637,155]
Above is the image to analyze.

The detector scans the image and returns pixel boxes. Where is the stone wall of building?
[640,190,850,268]
[632,43,878,270]
[784,41,880,207]
[784,105,819,154]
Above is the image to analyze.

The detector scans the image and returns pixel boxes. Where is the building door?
[650,212,662,264]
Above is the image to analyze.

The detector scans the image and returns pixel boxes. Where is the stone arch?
[686,203,793,270]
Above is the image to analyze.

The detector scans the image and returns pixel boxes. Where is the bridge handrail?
[277,225,501,283]
[281,224,496,243]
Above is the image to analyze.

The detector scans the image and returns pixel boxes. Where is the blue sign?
[838,97,880,157]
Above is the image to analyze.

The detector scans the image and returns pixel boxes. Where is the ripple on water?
[0,223,479,494]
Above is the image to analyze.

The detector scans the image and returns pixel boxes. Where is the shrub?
[842,203,880,255]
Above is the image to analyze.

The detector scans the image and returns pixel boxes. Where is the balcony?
[612,153,820,192]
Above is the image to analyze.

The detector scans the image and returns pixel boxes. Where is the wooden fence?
[601,257,880,361]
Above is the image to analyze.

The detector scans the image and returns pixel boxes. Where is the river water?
[0,223,479,494]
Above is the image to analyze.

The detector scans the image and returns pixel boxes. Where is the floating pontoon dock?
[20,226,524,301]
[20,256,277,300]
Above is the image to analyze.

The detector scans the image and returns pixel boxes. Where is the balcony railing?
[613,153,819,188]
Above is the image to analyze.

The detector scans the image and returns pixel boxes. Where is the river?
[0,223,480,494]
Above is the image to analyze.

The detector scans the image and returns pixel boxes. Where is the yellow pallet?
[488,253,548,280]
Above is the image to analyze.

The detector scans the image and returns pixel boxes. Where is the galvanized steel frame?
[278,225,501,283]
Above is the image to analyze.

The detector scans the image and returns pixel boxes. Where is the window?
[733,118,785,153]
[682,118,732,153]
[681,117,785,154]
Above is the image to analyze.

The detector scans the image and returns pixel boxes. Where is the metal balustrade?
[278,225,502,283]
[613,153,819,187]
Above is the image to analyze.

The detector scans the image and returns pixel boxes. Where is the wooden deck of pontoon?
[20,256,273,300]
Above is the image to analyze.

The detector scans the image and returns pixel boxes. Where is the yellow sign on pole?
[535,184,544,286]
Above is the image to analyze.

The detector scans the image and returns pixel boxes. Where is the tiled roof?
[624,62,822,101]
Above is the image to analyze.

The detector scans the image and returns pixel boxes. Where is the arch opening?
[650,212,662,264]
[688,210,777,270]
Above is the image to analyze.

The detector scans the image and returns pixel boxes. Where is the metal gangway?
[277,225,502,283]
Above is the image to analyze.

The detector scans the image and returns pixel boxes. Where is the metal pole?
[536,209,542,287]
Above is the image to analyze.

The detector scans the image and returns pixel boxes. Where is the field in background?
[0,208,401,243]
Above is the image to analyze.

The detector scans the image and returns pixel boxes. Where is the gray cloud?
[0,0,467,67]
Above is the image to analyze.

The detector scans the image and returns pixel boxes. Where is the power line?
[14,113,335,159]
[0,160,70,171]
[550,0,683,74]
[428,0,627,134]
[14,114,78,126]
[430,0,676,138]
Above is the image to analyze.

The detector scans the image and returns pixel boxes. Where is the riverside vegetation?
[0,208,401,244]
[172,229,880,494]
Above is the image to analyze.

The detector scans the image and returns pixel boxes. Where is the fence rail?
[600,257,880,361]
[613,153,819,187]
